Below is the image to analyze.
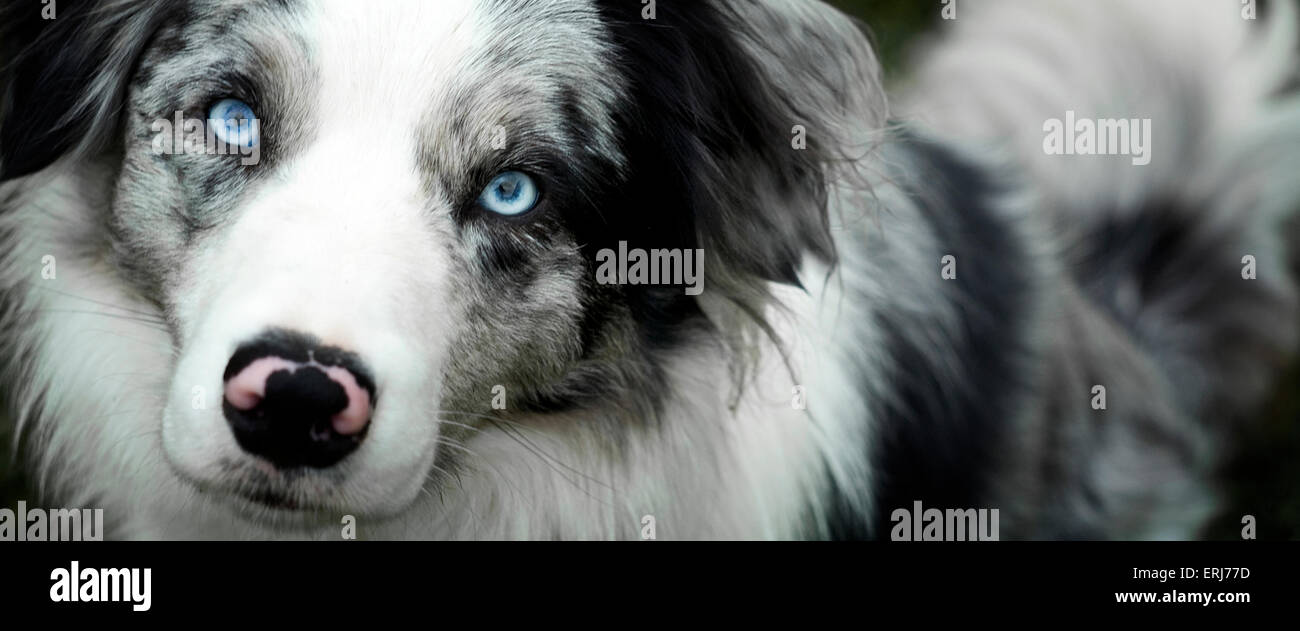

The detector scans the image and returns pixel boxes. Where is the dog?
[1,0,1298,540]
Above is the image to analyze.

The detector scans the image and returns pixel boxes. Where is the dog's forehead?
[304,0,619,141]
[303,0,478,121]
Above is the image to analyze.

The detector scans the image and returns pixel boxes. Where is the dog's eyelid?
[199,72,264,114]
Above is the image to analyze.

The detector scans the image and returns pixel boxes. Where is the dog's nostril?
[221,331,376,469]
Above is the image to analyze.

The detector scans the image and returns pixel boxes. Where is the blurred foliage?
[827,0,939,74]
[1207,362,1300,540]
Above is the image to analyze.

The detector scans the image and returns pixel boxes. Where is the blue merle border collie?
[0,0,1298,539]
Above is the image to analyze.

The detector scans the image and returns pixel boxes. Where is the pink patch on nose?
[224,356,372,435]
[224,357,298,410]
[321,365,371,435]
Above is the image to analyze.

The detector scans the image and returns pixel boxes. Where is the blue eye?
[206,98,259,148]
[478,171,540,216]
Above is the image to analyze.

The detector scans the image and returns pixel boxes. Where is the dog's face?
[119,0,629,521]
[1,0,876,533]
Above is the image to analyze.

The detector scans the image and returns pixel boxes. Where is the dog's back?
[871,0,1300,538]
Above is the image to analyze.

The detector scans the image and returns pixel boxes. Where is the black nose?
[222,329,376,469]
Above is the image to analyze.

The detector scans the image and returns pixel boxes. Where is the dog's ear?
[594,0,886,290]
[0,1,175,181]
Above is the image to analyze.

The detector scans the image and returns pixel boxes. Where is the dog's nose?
[221,330,376,469]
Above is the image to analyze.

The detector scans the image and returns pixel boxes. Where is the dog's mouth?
[163,447,353,522]
[208,476,354,530]
[238,486,305,511]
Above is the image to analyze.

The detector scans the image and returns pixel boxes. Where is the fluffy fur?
[0,0,1297,539]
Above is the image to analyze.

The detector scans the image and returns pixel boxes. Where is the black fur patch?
[0,1,180,180]
[589,0,836,321]
[824,133,1034,539]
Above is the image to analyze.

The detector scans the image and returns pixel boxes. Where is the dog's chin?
[162,448,418,533]
[212,487,339,531]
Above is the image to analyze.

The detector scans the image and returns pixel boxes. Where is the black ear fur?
[0,0,176,181]
[591,0,883,290]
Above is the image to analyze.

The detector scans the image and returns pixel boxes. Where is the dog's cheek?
[439,245,589,412]
[107,120,194,304]
[112,96,268,325]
